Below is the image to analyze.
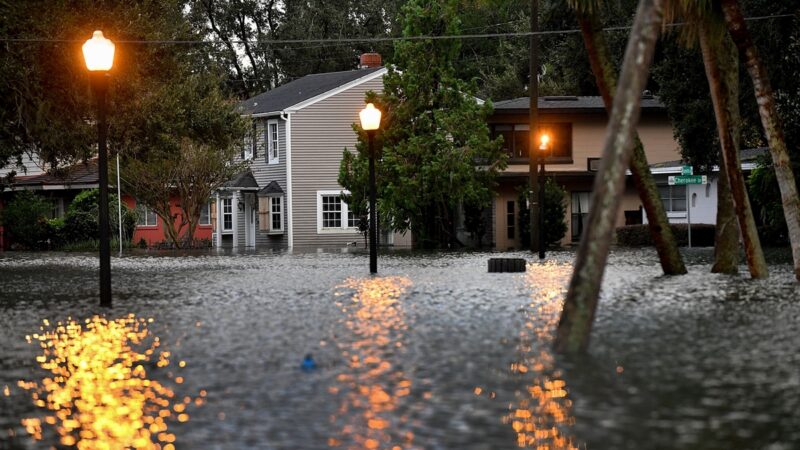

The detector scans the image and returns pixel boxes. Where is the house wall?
[644,174,719,225]
[290,72,384,248]
[491,111,681,175]
[123,195,213,246]
[246,117,289,248]
[0,153,45,178]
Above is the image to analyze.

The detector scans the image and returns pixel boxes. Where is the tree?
[0,191,52,250]
[118,76,247,248]
[698,18,768,278]
[721,0,800,281]
[569,2,686,275]
[339,0,506,249]
[517,177,568,248]
[555,0,666,353]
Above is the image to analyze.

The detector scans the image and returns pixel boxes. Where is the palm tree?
[698,19,768,278]
[720,0,800,281]
[555,0,667,353]
[572,8,686,276]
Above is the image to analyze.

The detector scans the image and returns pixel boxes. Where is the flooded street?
[1,249,799,449]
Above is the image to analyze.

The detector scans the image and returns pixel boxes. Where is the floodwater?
[0,248,798,449]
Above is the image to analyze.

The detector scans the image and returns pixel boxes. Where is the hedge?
[616,223,716,247]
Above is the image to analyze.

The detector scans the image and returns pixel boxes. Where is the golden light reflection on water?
[503,262,581,449]
[329,276,415,450]
[19,314,198,449]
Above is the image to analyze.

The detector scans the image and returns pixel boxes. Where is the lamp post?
[83,30,115,307]
[359,103,381,274]
[537,133,550,260]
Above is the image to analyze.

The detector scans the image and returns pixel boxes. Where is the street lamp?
[359,103,381,274]
[537,132,550,260]
[83,30,115,307]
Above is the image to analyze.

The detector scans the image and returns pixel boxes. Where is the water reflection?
[18,314,197,449]
[504,262,580,449]
[330,276,415,449]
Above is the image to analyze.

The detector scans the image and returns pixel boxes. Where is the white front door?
[245,195,256,247]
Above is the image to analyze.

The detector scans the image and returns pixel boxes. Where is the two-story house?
[488,95,683,249]
[212,56,390,250]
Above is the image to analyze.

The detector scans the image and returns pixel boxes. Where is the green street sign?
[681,165,693,176]
[668,175,707,185]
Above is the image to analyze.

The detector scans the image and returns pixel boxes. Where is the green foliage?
[747,159,795,246]
[616,224,716,247]
[517,177,568,248]
[339,0,506,249]
[62,189,137,244]
[0,191,53,249]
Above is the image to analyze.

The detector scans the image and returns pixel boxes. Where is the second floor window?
[491,123,573,163]
[267,120,279,164]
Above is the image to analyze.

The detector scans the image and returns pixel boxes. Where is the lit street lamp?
[359,103,381,274]
[537,133,550,260]
[83,30,115,307]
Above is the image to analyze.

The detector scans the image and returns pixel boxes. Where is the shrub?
[62,189,137,244]
[518,177,568,248]
[616,223,716,247]
[0,191,53,249]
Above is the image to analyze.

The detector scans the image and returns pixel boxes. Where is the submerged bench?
[488,258,527,273]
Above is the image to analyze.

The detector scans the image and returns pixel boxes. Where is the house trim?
[285,68,388,113]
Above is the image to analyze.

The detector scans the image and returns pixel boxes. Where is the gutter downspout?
[281,111,293,249]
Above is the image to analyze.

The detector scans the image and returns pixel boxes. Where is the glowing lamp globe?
[539,133,550,151]
[82,30,115,71]
[359,103,381,131]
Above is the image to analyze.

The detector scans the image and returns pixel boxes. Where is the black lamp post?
[538,133,550,260]
[83,30,115,306]
[359,103,381,274]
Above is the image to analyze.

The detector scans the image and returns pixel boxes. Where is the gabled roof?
[221,170,259,189]
[8,159,98,189]
[492,95,665,113]
[257,180,284,196]
[240,67,386,116]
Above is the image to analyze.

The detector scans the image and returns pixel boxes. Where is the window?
[199,202,212,225]
[571,192,591,242]
[587,158,601,172]
[222,198,233,231]
[136,203,157,227]
[507,200,515,240]
[242,124,255,160]
[270,196,283,232]
[267,120,279,164]
[658,185,687,212]
[492,123,572,162]
[317,191,357,233]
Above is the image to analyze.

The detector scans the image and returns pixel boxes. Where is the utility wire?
[0,13,793,45]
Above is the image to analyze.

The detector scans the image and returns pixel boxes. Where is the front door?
[244,194,256,247]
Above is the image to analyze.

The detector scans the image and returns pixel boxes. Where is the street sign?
[681,165,693,176]
[668,175,707,185]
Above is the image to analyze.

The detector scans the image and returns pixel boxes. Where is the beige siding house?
[487,95,683,249]
[213,64,388,250]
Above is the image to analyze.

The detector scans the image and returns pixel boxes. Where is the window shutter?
[211,201,217,231]
[258,197,269,231]
[252,123,258,158]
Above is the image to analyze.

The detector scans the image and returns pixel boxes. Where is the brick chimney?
[359,52,382,69]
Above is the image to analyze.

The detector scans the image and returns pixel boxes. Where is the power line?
[0,13,793,45]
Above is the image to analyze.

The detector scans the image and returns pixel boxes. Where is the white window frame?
[267,119,279,165]
[199,201,212,226]
[243,130,253,161]
[317,190,358,234]
[222,198,233,232]
[269,196,284,233]
[136,202,158,227]
[658,184,687,217]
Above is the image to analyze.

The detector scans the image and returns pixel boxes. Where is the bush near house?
[617,224,715,247]
[62,189,137,244]
[0,191,53,250]
[517,177,568,249]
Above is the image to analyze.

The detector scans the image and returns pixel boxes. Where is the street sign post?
[668,171,707,248]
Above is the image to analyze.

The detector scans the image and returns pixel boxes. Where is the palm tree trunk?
[578,14,686,275]
[699,21,768,279]
[712,160,740,273]
[555,0,665,353]
[721,0,800,281]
